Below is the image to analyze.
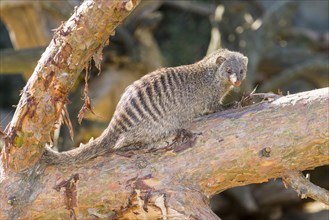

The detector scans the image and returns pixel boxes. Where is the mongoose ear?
[216,56,226,65]
[243,56,248,65]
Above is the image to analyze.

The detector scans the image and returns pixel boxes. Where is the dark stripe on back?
[137,90,158,121]
[153,78,161,95]
[145,85,162,117]
[131,98,144,119]
[160,75,168,92]
[153,78,166,112]
[171,69,182,87]
[120,113,133,127]
[117,119,128,132]
[177,67,186,83]
[166,71,176,104]
[125,107,139,124]
[166,71,174,88]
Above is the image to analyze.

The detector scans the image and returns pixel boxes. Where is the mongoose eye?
[240,70,244,75]
[227,69,232,74]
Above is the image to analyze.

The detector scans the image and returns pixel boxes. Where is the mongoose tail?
[43,128,119,166]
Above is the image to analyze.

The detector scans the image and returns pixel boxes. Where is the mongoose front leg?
[161,129,192,150]
[206,101,228,114]
[173,129,194,144]
[165,129,199,153]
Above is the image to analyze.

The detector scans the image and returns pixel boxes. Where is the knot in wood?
[260,147,271,157]
[7,195,17,206]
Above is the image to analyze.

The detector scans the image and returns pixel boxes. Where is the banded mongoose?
[44,49,248,165]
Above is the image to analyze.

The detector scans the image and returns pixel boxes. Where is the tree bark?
[1,0,140,172]
[0,88,328,219]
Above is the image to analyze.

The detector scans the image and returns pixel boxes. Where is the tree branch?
[0,88,328,219]
[1,0,140,172]
[283,171,329,205]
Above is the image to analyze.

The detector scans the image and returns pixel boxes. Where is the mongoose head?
[215,51,248,87]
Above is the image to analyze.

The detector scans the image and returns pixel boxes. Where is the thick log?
[1,0,140,172]
[0,88,328,219]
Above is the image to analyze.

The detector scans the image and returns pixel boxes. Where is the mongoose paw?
[173,129,194,143]
[168,129,199,153]
[115,144,143,158]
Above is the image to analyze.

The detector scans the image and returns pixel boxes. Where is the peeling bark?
[0,88,328,219]
[1,0,140,172]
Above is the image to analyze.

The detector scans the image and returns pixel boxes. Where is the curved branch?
[1,0,141,172]
[0,88,328,219]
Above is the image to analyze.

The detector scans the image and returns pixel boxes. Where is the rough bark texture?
[0,88,328,219]
[1,0,140,172]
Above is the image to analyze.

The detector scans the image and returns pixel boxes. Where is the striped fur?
[44,49,248,165]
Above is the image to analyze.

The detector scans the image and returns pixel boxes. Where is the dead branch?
[0,0,141,172]
[0,88,328,219]
[283,171,329,205]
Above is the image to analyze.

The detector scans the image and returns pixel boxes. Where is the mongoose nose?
[233,81,241,87]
